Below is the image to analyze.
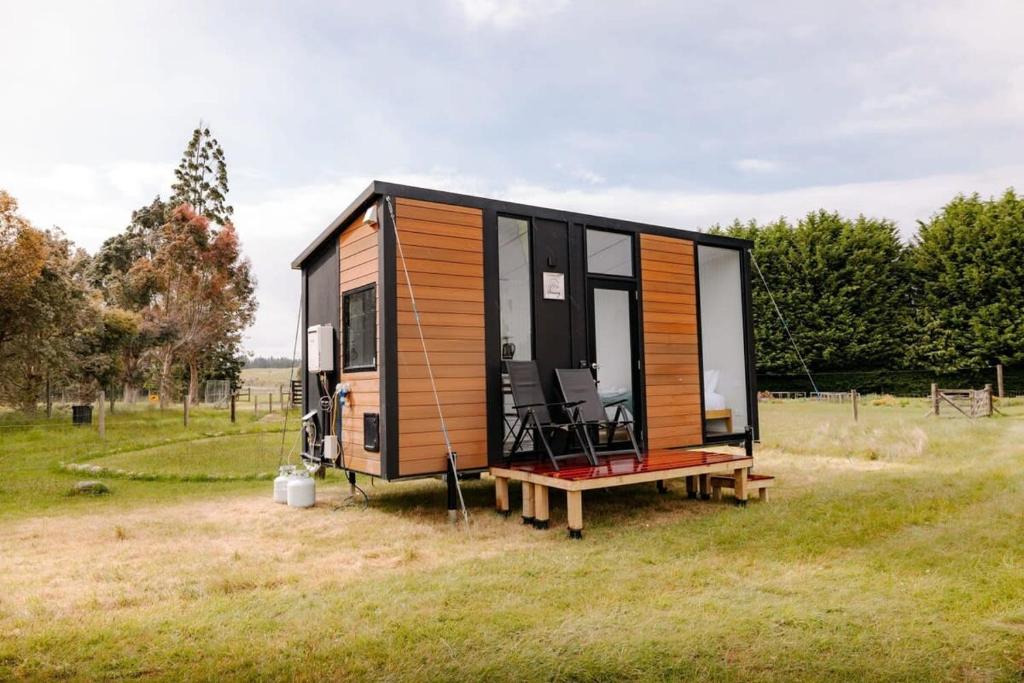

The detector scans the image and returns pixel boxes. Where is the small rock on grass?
[69,480,110,496]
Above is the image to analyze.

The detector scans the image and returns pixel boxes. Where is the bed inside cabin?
[697,245,750,436]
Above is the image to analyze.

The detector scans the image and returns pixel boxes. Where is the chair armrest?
[513,400,583,410]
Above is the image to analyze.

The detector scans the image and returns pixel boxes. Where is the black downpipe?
[446,454,458,521]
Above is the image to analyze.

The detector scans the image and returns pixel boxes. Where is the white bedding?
[704,369,727,410]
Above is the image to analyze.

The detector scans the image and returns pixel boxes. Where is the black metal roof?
[291,180,753,269]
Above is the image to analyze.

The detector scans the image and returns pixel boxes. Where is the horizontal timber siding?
[640,234,703,449]
[395,197,487,476]
[338,214,382,476]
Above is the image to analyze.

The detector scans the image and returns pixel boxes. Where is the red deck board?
[506,450,749,482]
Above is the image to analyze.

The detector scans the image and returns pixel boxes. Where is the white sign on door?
[542,272,565,300]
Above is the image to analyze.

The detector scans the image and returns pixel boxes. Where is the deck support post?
[494,476,510,516]
[522,481,535,525]
[567,490,583,539]
[656,480,667,494]
[699,473,711,500]
[734,466,748,507]
[446,456,458,522]
[686,476,698,499]
[533,485,549,529]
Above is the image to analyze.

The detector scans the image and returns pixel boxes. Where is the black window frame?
[585,227,635,278]
[342,283,377,372]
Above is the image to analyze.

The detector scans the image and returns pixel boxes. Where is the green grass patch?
[2,400,1024,679]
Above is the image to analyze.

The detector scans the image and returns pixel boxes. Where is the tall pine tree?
[170,125,233,225]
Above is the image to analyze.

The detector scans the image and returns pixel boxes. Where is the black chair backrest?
[555,369,607,423]
[507,361,552,424]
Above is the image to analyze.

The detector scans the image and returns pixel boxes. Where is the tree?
[170,125,233,225]
[0,191,48,351]
[88,196,167,310]
[87,197,169,401]
[716,211,911,376]
[132,205,256,407]
[909,189,1024,371]
[0,195,93,411]
[74,305,143,412]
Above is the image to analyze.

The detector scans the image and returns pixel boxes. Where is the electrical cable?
[278,291,303,466]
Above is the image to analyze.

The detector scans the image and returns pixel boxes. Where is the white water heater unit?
[307,324,334,373]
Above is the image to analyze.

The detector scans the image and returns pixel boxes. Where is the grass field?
[2,399,1023,680]
[240,367,299,392]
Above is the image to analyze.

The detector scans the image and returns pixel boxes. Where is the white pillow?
[704,369,719,393]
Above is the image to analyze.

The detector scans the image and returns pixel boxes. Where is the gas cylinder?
[273,465,295,504]
[286,469,315,508]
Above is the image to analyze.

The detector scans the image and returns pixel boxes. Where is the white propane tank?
[287,469,315,508]
[273,465,295,504]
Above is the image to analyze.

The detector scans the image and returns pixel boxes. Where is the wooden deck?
[490,450,755,538]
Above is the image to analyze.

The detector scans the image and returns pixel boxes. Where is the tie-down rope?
[384,196,470,527]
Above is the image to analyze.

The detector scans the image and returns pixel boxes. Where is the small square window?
[343,285,377,372]
[587,229,633,276]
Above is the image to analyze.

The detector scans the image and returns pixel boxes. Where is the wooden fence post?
[851,389,858,422]
[97,390,106,440]
[996,364,1004,399]
[985,383,993,417]
[230,393,236,423]
[931,383,939,416]
[183,396,189,427]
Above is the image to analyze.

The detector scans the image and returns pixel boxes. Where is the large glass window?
[342,284,377,371]
[697,246,748,434]
[587,229,633,277]
[498,216,532,361]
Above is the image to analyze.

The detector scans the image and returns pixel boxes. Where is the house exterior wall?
[338,210,382,476]
[299,182,758,480]
[639,233,703,449]
[393,197,488,477]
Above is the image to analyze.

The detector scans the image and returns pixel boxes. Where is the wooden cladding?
[338,214,381,476]
[640,234,703,449]
[394,197,487,477]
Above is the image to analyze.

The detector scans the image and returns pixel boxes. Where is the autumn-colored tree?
[170,125,233,225]
[133,205,256,406]
[0,191,48,351]
[0,193,93,410]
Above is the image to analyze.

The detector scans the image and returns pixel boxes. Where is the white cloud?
[733,158,783,174]
[453,0,569,28]
[2,161,173,244]
[6,160,1022,357]
[240,164,1021,356]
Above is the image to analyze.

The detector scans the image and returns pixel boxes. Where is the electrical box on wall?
[307,324,334,372]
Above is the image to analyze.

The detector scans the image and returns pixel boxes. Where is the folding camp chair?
[555,368,643,463]
[506,361,596,470]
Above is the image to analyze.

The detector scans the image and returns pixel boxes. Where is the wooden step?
[710,473,774,502]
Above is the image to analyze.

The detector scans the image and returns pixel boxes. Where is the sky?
[2,0,1023,356]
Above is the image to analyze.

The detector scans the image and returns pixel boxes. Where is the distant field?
[240,367,298,391]
[2,399,1024,679]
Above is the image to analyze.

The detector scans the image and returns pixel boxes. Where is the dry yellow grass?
[2,401,1024,679]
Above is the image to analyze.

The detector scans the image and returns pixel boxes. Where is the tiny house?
[292,181,758,483]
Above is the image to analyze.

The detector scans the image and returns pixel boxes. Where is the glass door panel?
[590,282,640,448]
